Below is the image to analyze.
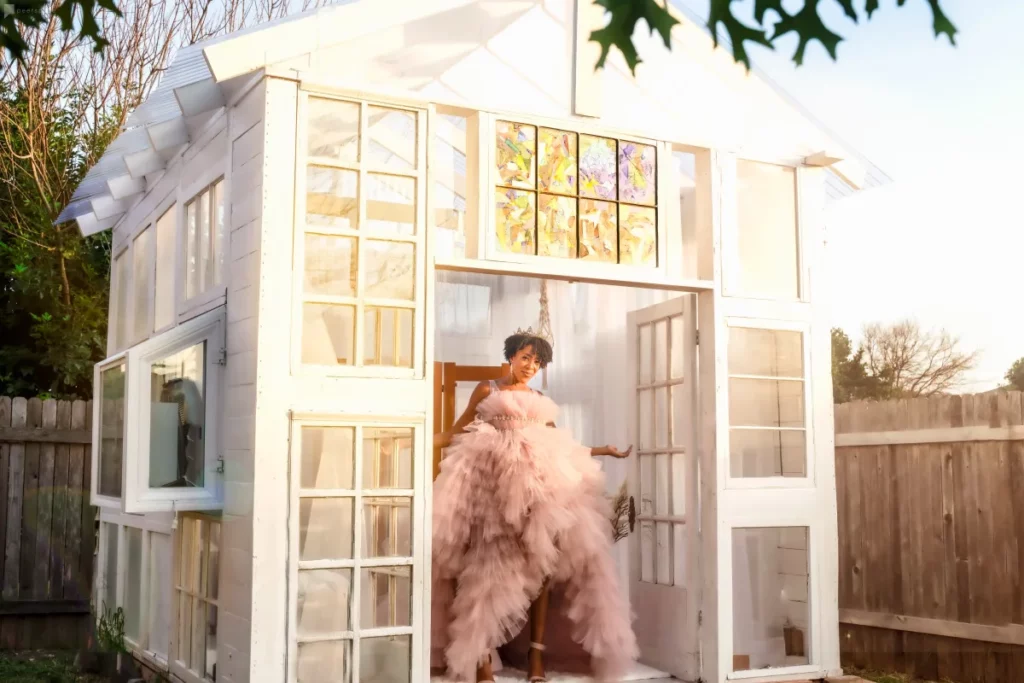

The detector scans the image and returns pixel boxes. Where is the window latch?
[216,455,225,474]
[216,347,227,366]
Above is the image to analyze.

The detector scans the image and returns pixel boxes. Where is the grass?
[849,668,957,683]
[0,651,107,683]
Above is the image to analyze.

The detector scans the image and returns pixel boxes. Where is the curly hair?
[503,333,553,368]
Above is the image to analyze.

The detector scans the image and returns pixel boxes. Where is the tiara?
[514,325,552,343]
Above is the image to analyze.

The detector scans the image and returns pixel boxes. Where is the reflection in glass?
[734,160,799,299]
[366,175,416,236]
[299,498,354,561]
[364,307,414,368]
[302,427,355,490]
[360,635,411,683]
[361,567,412,629]
[363,428,413,489]
[99,363,125,498]
[302,303,355,366]
[367,107,417,171]
[363,497,412,558]
[364,241,415,300]
[304,235,357,297]
[730,429,806,478]
[307,167,359,231]
[148,342,206,488]
[298,640,352,683]
[298,569,352,636]
[308,98,359,163]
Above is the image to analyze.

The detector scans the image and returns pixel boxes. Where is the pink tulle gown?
[431,381,638,682]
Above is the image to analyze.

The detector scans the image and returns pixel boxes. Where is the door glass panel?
[299,498,354,561]
[298,568,352,636]
[303,303,355,366]
[638,323,652,385]
[732,527,810,672]
[364,241,415,300]
[361,635,411,683]
[655,453,671,585]
[366,175,416,235]
[730,429,806,478]
[367,107,417,171]
[307,167,359,231]
[298,640,352,683]
[670,315,684,379]
[654,319,668,382]
[305,234,357,297]
[302,427,356,490]
[638,389,653,450]
[363,497,412,558]
[655,387,669,448]
[360,566,412,628]
[308,98,360,163]
[124,527,143,642]
[362,428,413,489]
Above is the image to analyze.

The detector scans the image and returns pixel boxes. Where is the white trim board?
[431,661,669,683]
[835,425,1024,447]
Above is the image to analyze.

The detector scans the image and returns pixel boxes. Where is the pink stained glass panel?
[618,141,657,206]
[578,199,617,263]
[538,128,577,195]
[619,204,657,266]
[495,188,536,254]
[496,121,536,189]
[538,194,577,259]
[579,135,617,200]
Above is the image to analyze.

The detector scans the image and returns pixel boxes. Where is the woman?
[431,328,639,683]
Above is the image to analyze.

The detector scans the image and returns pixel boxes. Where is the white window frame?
[123,306,226,513]
[478,112,671,280]
[95,510,175,673]
[92,352,129,509]
[287,415,425,683]
[169,512,222,683]
[721,158,809,304]
[723,317,815,490]
[181,178,228,318]
[292,91,428,381]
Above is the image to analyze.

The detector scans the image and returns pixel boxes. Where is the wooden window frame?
[169,512,222,683]
[287,416,425,683]
[292,91,429,380]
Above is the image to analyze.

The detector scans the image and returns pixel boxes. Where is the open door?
[432,361,509,479]
[626,296,699,680]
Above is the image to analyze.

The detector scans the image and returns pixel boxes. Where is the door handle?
[628,496,636,533]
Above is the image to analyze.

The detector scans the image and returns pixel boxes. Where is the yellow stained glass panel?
[496,121,536,189]
[538,194,577,259]
[495,189,536,254]
[619,204,657,266]
[578,199,617,263]
[538,128,577,195]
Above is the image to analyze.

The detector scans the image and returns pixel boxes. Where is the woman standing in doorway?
[431,328,638,683]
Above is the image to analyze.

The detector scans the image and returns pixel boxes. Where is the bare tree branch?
[861,319,979,397]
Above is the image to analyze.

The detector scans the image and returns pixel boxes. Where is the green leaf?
[865,0,880,17]
[708,0,774,70]
[925,0,957,44]
[771,0,843,64]
[590,0,680,74]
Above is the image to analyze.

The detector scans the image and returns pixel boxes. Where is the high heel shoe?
[528,642,546,683]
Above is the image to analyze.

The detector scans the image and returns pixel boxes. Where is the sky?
[675,0,1024,392]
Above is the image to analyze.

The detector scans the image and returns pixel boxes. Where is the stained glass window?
[494,120,657,266]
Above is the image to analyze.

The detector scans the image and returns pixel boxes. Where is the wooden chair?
[432,361,509,479]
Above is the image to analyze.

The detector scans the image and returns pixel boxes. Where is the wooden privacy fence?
[835,391,1024,682]
[0,397,96,649]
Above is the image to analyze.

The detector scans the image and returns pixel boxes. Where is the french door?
[625,295,699,680]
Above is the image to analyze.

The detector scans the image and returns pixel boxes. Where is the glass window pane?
[208,522,220,601]
[366,175,416,236]
[433,112,468,260]
[98,363,125,499]
[205,604,218,680]
[579,135,616,200]
[298,568,352,636]
[363,307,413,368]
[149,533,171,659]
[362,428,413,489]
[186,201,198,300]
[149,342,206,488]
[303,303,355,365]
[102,523,118,607]
[618,141,657,206]
[213,181,226,287]
[495,188,536,254]
[124,527,143,643]
[363,497,412,558]
[671,383,688,447]
[132,227,153,342]
[300,498,354,561]
[299,641,352,683]
[199,189,211,293]
[638,388,653,450]
[114,250,130,350]
[364,241,415,300]
[154,205,176,331]
[307,167,359,231]
[670,315,684,379]
[654,319,668,382]
[730,429,806,478]
[728,378,805,428]
[655,387,669,448]
[729,327,803,378]
[578,198,617,262]
[367,107,417,170]
[732,527,810,671]
[302,427,355,490]
[496,121,536,190]
[734,160,799,299]
[360,566,411,628]
[308,97,359,163]
[304,234,357,297]
[618,204,657,266]
[360,634,410,683]
[638,323,651,386]
[538,127,577,195]
[537,194,576,259]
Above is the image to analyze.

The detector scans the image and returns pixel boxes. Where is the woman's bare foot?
[477,653,494,683]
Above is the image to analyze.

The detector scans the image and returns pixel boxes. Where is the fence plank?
[79,401,96,607]
[33,399,57,601]
[3,398,27,601]
[48,401,72,601]
[63,402,87,602]
[0,428,91,444]
[0,397,10,593]
[19,398,43,603]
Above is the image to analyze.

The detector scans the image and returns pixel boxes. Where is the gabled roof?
[60,0,888,235]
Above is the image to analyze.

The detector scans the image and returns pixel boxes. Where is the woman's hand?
[593,445,633,458]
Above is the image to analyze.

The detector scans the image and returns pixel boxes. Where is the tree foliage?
[592,0,957,74]
[1005,357,1024,393]
[832,320,978,403]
